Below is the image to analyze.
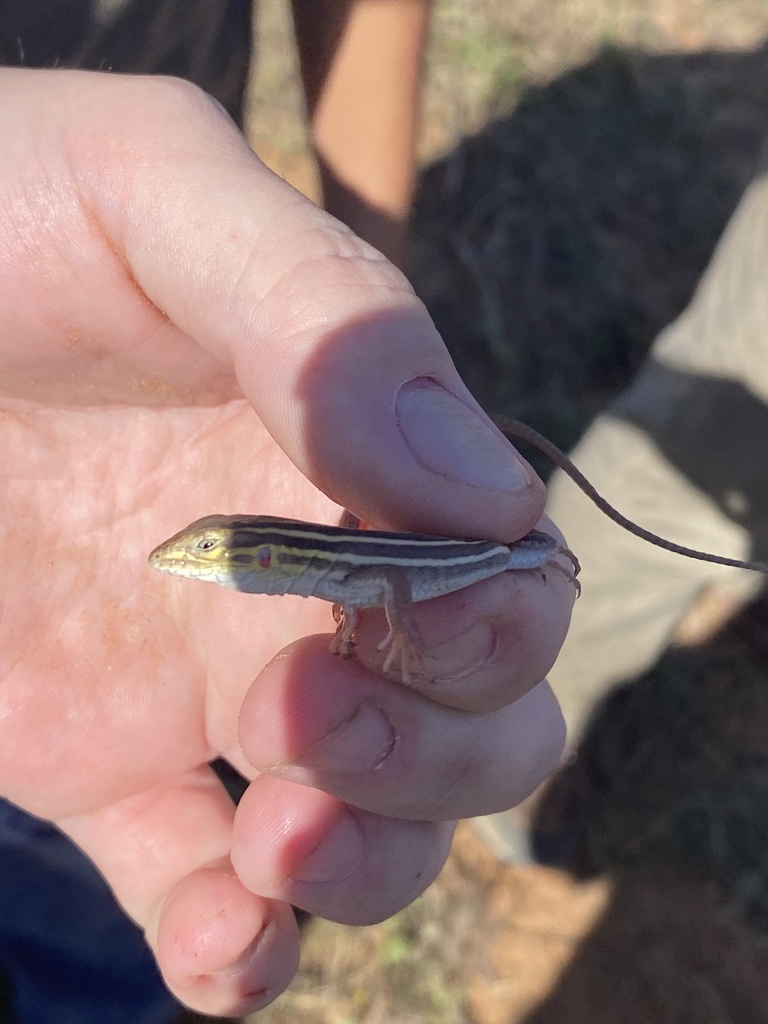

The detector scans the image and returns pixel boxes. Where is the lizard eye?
[197,538,218,551]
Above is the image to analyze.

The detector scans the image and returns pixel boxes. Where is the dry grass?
[241,2,768,1022]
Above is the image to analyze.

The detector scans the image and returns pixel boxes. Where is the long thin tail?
[495,416,768,576]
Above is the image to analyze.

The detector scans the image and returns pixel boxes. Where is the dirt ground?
[233,2,768,1022]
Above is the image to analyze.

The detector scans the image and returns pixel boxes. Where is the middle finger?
[237,635,565,822]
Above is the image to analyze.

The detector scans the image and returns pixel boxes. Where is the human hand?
[0,69,572,1015]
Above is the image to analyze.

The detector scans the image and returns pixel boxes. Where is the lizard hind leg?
[561,546,581,576]
[541,555,582,597]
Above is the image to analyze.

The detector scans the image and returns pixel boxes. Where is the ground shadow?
[522,596,768,1023]
[408,41,768,459]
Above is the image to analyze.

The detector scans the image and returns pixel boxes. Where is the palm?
[0,216,335,820]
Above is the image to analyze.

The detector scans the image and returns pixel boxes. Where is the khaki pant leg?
[547,160,768,742]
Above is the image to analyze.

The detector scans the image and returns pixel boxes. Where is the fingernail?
[396,378,531,490]
[290,812,364,884]
[213,932,265,979]
[288,702,396,774]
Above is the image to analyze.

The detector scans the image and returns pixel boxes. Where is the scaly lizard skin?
[149,515,578,684]
[149,418,768,683]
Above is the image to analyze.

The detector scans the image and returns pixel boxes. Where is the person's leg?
[549,156,768,736]
[477,154,768,862]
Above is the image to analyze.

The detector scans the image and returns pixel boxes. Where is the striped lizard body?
[149,420,768,684]
[149,514,576,683]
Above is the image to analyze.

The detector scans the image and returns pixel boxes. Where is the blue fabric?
[0,800,181,1024]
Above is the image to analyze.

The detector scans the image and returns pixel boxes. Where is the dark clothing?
[0,0,253,124]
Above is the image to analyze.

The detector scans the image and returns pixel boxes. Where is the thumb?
[75,71,545,539]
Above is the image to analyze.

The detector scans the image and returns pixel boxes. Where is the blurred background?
[235,2,768,1022]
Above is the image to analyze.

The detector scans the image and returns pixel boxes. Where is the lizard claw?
[540,555,582,597]
[378,629,431,686]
